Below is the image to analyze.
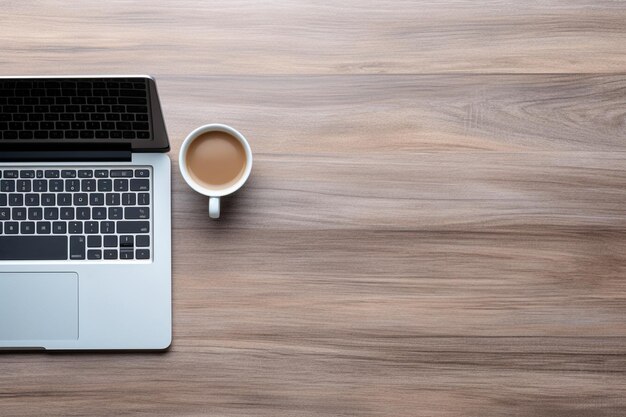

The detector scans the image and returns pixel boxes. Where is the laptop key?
[37,221,51,234]
[110,170,133,178]
[1,180,15,192]
[81,179,96,192]
[76,207,90,220]
[9,194,23,206]
[120,235,133,247]
[97,179,112,191]
[90,193,104,206]
[66,179,80,191]
[122,193,136,205]
[50,179,64,192]
[69,221,82,234]
[58,193,72,206]
[20,222,35,234]
[12,208,26,220]
[114,179,128,191]
[44,207,59,220]
[70,235,85,260]
[73,193,88,205]
[87,235,102,247]
[130,179,149,191]
[52,221,66,234]
[17,180,31,192]
[100,221,114,234]
[87,250,102,260]
[84,221,98,234]
[41,193,56,206]
[103,235,117,247]
[0,236,67,260]
[108,207,122,219]
[106,193,120,205]
[124,207,149,219]
[120,250,134,260]
[5,222,18,234]
[117,221,149,233]
[60,207,75,220]
[136,249,150,259]
[28,207,42,220]
[33,179,47,192]
[136,235,150,247]
[92,207,106,219]
[25,194,39,206]
[104,249,118,259]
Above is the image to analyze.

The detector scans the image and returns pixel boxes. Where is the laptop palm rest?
[0,272,78,341]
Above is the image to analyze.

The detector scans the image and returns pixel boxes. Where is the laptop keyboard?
[0,167,151,261]
[0,78,151,140]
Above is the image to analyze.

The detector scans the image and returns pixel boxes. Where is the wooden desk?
[2,1,626,415]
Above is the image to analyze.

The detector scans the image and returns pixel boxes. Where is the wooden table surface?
[3,1,626,416]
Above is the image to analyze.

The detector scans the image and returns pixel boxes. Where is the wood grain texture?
[159,74,626,154]
[3,1,626,416]
[2,1,626,75]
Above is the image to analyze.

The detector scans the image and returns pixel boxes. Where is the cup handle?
[209,197,220,219]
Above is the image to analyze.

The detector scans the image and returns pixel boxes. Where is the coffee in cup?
[185,131,247,190]
[179,124,252,219]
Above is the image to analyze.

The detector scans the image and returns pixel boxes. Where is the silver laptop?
[0,75,171,350]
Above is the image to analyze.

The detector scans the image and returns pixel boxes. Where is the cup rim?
[179,123,253,198]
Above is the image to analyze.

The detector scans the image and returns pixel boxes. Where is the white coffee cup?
[179,124,253,219]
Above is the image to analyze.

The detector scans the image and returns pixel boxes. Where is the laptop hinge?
[0,143,132,162]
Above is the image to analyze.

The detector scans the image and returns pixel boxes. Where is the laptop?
[0,75,171,350]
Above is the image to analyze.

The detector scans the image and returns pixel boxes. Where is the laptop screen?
[0,76,169,152]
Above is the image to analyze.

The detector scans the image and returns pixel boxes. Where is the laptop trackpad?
[0,272,78,340]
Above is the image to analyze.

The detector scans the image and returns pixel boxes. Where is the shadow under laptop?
[0,348,170,355]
